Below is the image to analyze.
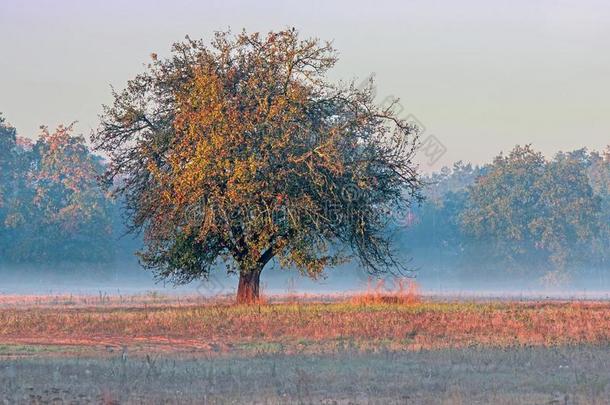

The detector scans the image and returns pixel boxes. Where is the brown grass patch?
[349,278,420,305]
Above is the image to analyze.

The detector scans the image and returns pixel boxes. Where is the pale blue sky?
[1,0,609,171]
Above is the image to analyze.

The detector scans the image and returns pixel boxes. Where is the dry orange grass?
[0,287,609,356]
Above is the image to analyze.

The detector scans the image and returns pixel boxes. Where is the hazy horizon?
[2,0,609,172]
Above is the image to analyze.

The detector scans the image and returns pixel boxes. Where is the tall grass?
[350,277,420,305]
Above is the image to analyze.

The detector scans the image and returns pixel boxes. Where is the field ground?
[0,294,609,403]
[1,345,609,404]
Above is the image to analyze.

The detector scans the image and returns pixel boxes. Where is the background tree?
[588,147,610,267]
[535,150,600,271]
[94,29,422,303]
[0,119,113,265]
[461,145,600,279]
[21,125,113,262]
[0,114,18,256]
[402,162,483,256]
[0,115,17,205]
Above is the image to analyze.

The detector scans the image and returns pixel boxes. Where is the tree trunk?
[236,266,262,304]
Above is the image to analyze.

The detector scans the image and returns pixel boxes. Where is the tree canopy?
[0,114,17,222]
[94,29,422,303]
[402,144,609,282]
[0,118,113,265]
[461,145,600,279]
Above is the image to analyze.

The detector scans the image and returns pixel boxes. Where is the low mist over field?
[1,119,608,297]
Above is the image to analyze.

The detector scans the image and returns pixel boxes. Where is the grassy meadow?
[0,288,609,403]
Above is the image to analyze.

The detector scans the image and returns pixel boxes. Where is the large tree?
[94,29,421,303]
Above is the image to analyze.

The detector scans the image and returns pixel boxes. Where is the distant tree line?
[403,145,610,281]
[2,108,609,281]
